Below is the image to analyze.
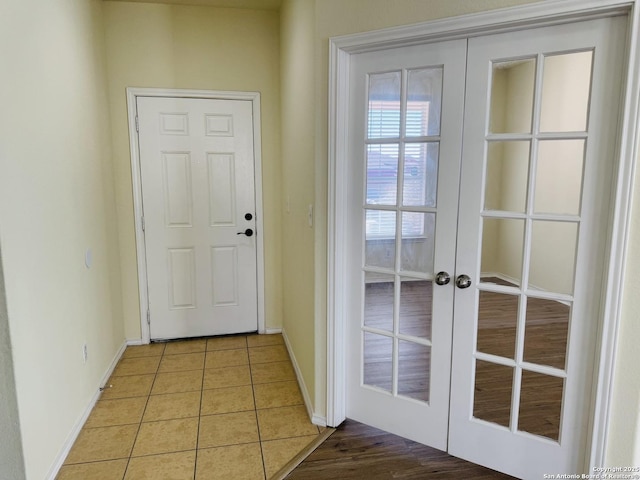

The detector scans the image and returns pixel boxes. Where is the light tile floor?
[56,334,323,480]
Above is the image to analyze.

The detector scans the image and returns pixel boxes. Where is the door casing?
[126,88,266,343]
[327,0,640,471]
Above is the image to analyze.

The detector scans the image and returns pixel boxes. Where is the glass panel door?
[449,16,625,479]
[346,38,467,450]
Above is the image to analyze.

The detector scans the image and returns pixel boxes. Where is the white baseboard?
[45,340,128,480]
[281,328,326,427]
[128,332,282,344]
[480,271,520,286]
[311,413,327,427]
[480,271,571,306]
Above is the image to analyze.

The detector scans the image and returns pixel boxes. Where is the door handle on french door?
[237,228,254,237]
[435,271,451,286]
[455,274,472,289]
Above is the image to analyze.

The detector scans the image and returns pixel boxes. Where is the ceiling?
[106,0,282,10]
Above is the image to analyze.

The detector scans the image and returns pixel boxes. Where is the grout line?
[121,346,164,480]
[127,448,197,460]
[248,341,268,480]
[193,346,209,480]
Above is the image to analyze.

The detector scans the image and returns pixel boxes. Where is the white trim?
[282,328,327,427]
[589,4,640,469]
[479,271,520,286]
[265,327,283,335]
[327,0,640,468]
[326,42,350,428]
[479,272,572,306]
[126,87,267,343]
[311,412,327,428]
[126,90,150,343]
[46,341,128,480]
[329,0,629,54]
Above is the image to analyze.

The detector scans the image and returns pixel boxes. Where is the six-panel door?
[137,96,258,340]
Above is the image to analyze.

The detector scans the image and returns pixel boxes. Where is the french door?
[346,38,466,451]
[345,16,625,479]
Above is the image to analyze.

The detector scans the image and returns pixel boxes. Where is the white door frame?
[126,87,266,343]
[327,0,640,471]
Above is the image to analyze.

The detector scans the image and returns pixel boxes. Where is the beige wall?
[0,248,25,479]
[315,0,540,38]
[102,2,283,338]
[0,1,124,478]
[280,0,318,409]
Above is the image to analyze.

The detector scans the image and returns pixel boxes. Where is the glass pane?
[365,210,396,270]
[398,340,430,403]
[476,291,519,360]
[540,51,593,133]
[406,67,443,137]
[367,144,399,206]
[399,279,432,340]
[529,221,577,295]
[368,71,401,139]
[363,273,394,332]
[484,141,530,213]
[401,212,434,273]
[534,140,585,215]
[518,370,564,441]
[403,143,439,207]
[363,332,393,392]
[489,58,536,134]
[473,360,513,428]
[481,218,525,287]
[523,297,571,370]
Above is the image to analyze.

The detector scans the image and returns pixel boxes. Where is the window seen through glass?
[366,68,442,239]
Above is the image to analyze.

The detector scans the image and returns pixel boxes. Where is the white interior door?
[346,39,467,450]
[137,96,258,340]
[449,17,626,479]
[344,15,625,478]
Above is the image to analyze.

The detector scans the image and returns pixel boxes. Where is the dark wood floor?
[285,419,516,480]
[474,277,568,440]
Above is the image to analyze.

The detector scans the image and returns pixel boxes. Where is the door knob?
[237,228,254,237]
[456,274,472,289]
[435,271,451,286]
